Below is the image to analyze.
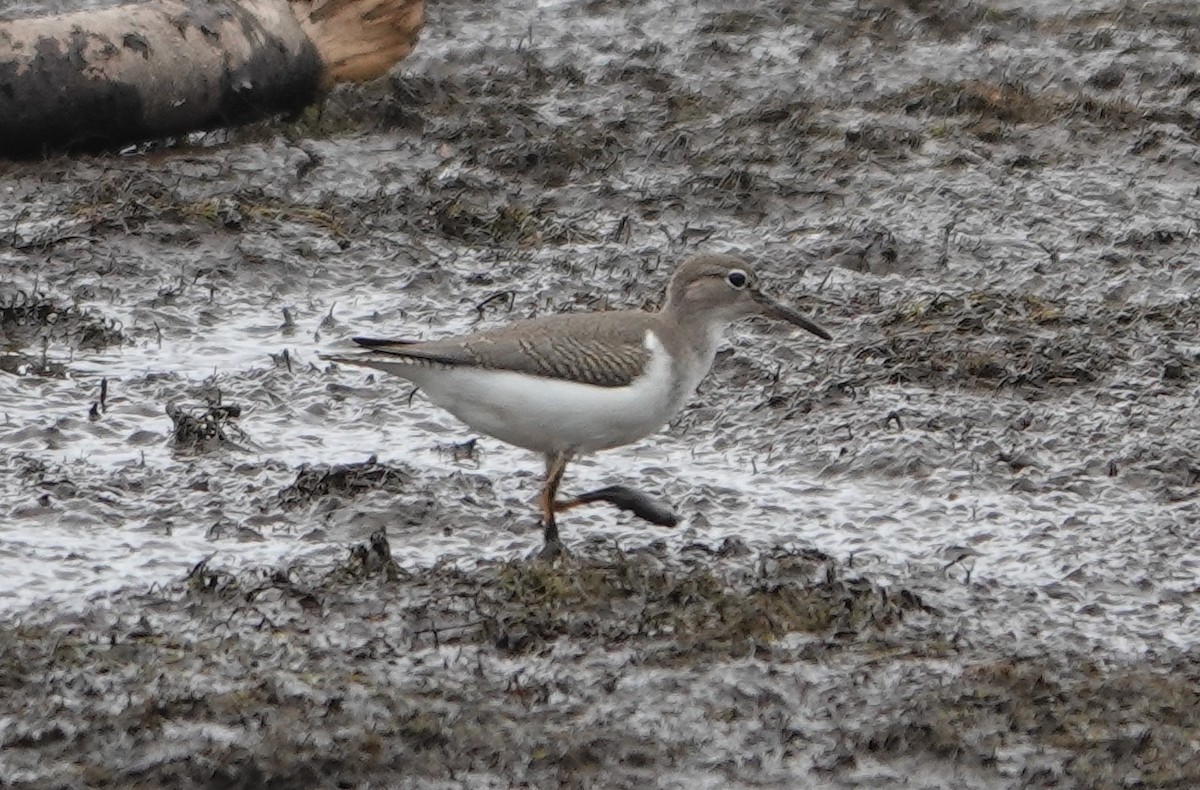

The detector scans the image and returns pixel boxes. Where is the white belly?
[402,331,700,454]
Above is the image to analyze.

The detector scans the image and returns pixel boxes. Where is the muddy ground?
[4,0,1200,787]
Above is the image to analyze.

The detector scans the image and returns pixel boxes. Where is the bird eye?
[726,269,748,289]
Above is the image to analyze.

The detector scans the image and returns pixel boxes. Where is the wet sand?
[3,0,1200,786]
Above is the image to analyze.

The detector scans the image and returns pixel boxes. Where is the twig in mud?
[320,303,337,330]
[186,554,226,592]
[936,212,962,268]
[439,437,479,466]
[680,224,717,246]
[9,206,29,246]
[293,143,322,182]
[412,620,487,649]
[928,291,954,311]
[338,528,402,581]
[768,361,782,389]
[516,19,535,52]
[474,291,515,324]
[940,546,982,584]
[610,215,632,243]
[270,348,294,373]
[1032,240,1058,264]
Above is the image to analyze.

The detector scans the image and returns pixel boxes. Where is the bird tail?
[319,337,443,375]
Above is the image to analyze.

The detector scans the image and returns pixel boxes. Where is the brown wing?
[351,311,657,388]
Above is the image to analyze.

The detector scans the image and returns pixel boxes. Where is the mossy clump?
[890,78,1146,134]
[893,79,1052,124]
[864,658,1200,787]
[869,290,1117,391]
[426,197,592,247]
[278,457,414,510]
[71,185,356,239]
[843,124,925,155]
[427,546,926,663]
[0,288,124,355]
[167,400,249,454]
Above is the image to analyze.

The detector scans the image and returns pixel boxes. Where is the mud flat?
[4,0,1200,786]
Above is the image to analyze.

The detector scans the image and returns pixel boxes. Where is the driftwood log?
[0,0,423,158]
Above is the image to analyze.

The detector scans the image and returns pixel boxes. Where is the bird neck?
[658,300,729,367]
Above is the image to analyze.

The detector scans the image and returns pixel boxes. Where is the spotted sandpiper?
[321,253,831,555]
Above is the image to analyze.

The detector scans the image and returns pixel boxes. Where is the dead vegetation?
[167,400,249,453]
[6,532,1193,788]
[0,287,124,353]
[887,79,1145,133]
[278,457,414,509]
[438,544,925,662]
[0,540,926,788]
[69,181,359,240]
[864,658,1200,788]
[425,195,594,246]
[0,286,124,377]
[854,289,1200,393]
[855,290,1120,391]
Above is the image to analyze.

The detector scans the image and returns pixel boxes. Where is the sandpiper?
[321,253,831,555]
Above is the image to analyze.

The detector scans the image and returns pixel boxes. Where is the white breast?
[672,321,724,402]
[405,330,698,454]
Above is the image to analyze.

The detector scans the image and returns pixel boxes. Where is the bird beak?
[751,289,832,340]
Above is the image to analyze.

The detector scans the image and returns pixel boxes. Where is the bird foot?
[564,485,679,527]
[534,538,567,561]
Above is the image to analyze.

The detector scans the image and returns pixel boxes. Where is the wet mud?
[5,0,1200,786]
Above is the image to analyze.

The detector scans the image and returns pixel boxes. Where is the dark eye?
[726,269,748,289]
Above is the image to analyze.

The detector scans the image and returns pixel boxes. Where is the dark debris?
[0,543,928,788]
[0,288,124,357]
[277,457,414,509]
[166,401,249,453]
[862,657,1200,788]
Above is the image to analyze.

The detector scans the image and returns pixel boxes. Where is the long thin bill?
[753,291,833,340]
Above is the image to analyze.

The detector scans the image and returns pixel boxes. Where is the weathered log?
[0,0,423,158]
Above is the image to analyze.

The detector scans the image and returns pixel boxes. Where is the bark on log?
[0,0,423,158]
